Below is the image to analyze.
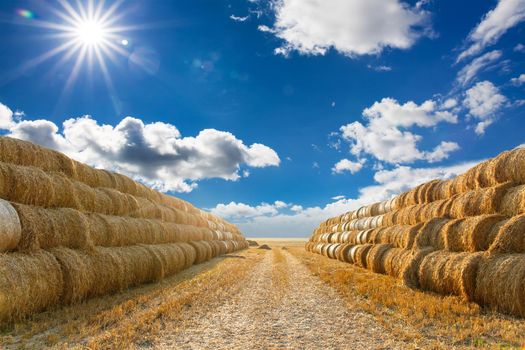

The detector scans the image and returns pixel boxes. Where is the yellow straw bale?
[0,250,63,322]
[414,218,449,249]
[474,254,525,317]
[417,251,482,301]
[498,185,525,217]
[365,244,392,273]
[0,199,21,252]
[444,215,507,252]
[381,248,413,279]
[489,214,525,253]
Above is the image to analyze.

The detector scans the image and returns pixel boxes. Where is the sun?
[8,0,138,102]
[74,20,107,46]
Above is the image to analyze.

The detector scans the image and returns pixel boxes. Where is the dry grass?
[290,247,525,348]
[0,248,264,349]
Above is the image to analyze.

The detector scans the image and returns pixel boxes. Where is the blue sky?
[0,0,524,237]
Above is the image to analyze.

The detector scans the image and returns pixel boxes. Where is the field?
[1,239,524,349]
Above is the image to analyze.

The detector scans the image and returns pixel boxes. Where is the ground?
[1,240,524,349]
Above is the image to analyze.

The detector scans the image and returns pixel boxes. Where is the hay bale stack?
[306,148,525,317]
[0,251,63,322]
[0,137,246,323]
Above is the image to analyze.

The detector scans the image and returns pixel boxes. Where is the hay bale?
[417,251,482,301]
[12,204,92,252]
[474,254,525,317]
[400,247,434,289]
[450,183,512,218]
[366,244,392,273]
[0,250,63,322]
[247,240,259,246]
[0,199,21,252]
[498,185,525,217]
[381,248,413,279]
[489,214,525,253]
[414,218,449,249]
[352,244,373,269]
[444,215,507,252]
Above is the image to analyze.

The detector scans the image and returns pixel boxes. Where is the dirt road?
[158,248,404,349]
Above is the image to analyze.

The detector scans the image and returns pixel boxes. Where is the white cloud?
[458,0,525,61]
[463,81,507,134]
[331,195,345,201]
[442,98,458,109]
[0,102,15,130]
[212,201,288,219]
[510,73,525,86]
[339,98,459,164]
[260,0,431,57]
[515,43,525,52]
[368,65,393,72]
[2,106,280,192]
[332,158,364,174]
[456,50,502,86]
[230,14,249,22]
[212,160,478,237]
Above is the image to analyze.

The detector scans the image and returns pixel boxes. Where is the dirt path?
[157,249,405,349]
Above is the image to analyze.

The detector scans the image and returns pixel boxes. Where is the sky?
[0,0,524,238]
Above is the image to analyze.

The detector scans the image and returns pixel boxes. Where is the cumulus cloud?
[332,158,364,174]
[458,0,525,62]
[511,73,525,86]
[456,50,502,86]
[212,161,477,237]
[339,98,459,164]
[1,104,280,192]
[260,0,431,57]
[463,81,507,135]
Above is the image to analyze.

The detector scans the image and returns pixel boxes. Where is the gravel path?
[157,249,405,349]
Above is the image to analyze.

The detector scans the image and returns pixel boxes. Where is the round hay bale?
[444,215,507,252]
[414,218,449,249]
[366,244,392,274]
[0,250,63,322]
[400,247,434,289]
[381,248,413,279]
[327,244,341,259]
[12,204,92,252]
[489,214,525,253]
[499,185,525,217]
[474,254,525,317]
[417,251,482,301]
[337,244,353,262]
[0,199,21,252]
[352,244,373,269]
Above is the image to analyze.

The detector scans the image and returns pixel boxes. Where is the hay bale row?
[317,149,525,230]
[0,161,241,233]
[5,203,244,253]
[0,137,240,234]
[0,240,248,322]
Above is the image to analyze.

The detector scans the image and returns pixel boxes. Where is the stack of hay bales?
[0,137,248,322]
[306,147,525,318]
